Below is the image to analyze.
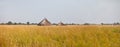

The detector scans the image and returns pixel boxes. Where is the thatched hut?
[38,18,51,26]
[58,21,65,26]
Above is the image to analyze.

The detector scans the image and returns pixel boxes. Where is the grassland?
[0,25,120,47]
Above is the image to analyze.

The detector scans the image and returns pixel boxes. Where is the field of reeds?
[0,25,120,47]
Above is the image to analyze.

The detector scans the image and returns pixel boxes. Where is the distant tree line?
[0,21,37,25]
[0,21,120,25]
[101,22,120,25]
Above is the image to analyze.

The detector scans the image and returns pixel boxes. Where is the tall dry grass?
[0,25,120,47]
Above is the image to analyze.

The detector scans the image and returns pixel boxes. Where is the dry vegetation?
[0,25,120,47]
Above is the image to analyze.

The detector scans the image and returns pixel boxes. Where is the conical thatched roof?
[38,18,51,26]
[58,21,64,26]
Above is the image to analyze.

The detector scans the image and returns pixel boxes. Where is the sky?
[0,0,120,24]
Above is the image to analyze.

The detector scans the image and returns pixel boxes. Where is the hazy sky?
[0,0,120,24]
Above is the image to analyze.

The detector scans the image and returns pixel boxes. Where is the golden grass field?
[0,25,120,47]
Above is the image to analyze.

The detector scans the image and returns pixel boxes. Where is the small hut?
[58,21,65,26]
[38,18,51,26]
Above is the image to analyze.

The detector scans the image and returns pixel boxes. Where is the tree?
[0,23,5,25]
[113,22,120,25]
[14,22,17,25]
[18,22,22,25]
[7,21,13,25]
[84,23,90,25]
[116,22,119,25]
[101,23,104,25]
[27,22,30,25]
